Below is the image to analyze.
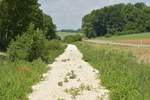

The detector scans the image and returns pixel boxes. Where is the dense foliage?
[77,42,150,100]
[59,29,81,33]
[82,3,150,38]
[0,0,66,99]
[0,0,56,50]
[8,24,47,62]
[64,34,82,43]
[8,24,65,62]
[43,14,57,40]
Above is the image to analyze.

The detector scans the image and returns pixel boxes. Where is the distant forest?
[82,2,150,38]
[59,29,81,33]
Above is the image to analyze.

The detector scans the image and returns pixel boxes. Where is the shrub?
[45,40,66,63]
[64,34,82,43]
[48,40,65,50]
[8,24,49,62]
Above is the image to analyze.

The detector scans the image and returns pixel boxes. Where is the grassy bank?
[0,42,66,100]
[76,42,150,100]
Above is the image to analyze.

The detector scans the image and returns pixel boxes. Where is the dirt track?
[28,44,109,100]
[85,40,150,47]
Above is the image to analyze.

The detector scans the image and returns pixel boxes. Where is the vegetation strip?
[76,42,150,100]
[0,40,65,100]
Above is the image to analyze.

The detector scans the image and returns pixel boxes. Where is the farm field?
[84,42,150,63]
[93,33,150,45]
[57,32,82,39]
[76,42,150,100]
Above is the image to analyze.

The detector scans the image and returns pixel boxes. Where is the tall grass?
[76,42,150,100]
[0,41,66,100]
[0,60,46,100]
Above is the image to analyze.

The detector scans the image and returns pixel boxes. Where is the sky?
[39,0,150,30]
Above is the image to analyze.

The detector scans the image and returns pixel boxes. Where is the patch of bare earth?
[28,44,109,100]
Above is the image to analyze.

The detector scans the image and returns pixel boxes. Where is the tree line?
[0,0,56,50]
[59,29,81,33]
[82,2,150,38]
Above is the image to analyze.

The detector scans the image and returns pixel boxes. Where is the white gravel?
[28,44,109,100]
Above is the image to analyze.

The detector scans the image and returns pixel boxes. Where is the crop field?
[94,33,150,45]
[76,42,150,100]
[84,42,150,63]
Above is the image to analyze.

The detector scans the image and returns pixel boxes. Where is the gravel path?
[28,44,109,100]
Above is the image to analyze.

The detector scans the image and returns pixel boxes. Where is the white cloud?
[39,0,149,29]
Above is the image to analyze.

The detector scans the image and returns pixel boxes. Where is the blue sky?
[39,0,150,30]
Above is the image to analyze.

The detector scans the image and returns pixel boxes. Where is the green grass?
[95,32,150,41]
[0,44,66,100]
[76,42,150,100]
[57,32,82,39]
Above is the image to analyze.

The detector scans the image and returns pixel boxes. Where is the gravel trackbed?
[28,44,109,100]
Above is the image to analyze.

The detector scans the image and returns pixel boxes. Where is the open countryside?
[0,0,150,100]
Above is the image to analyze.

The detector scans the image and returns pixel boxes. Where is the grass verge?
[76,42,150,100]
[0,42,66,100]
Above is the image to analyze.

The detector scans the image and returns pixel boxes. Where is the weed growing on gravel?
[64,77,69,83]
[57,97,65,100]
[76,42,150,100]
[65,88,80,99]
[69,70,77,79]
[79,83,92,91]
[65,83,93,99]
[58,81,63,87]
[66,70,77,79]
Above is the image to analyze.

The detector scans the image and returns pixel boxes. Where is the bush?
[64,34,82,43]
[45,40,66,63]
[8,24,49,62]
[48,40,65,50]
